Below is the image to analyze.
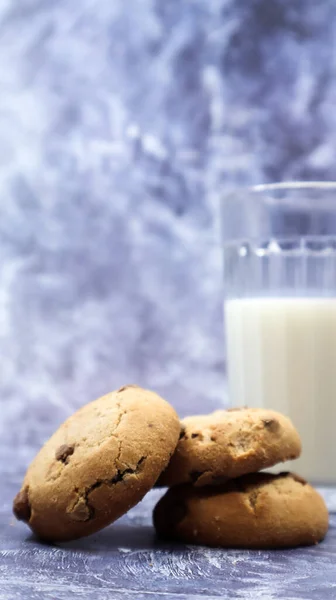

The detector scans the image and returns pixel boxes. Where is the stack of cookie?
[12,387,328,549]
[153,408,329,548]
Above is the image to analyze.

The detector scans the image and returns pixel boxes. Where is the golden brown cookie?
[153,472,329,548]
[157,408,301,487]
[13,385,180,541]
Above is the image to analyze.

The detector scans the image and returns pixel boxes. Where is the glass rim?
[222,181,336,207]
[250,181,336,193]
[221,181,336,241]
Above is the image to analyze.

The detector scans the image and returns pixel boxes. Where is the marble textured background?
[1,0,336,471]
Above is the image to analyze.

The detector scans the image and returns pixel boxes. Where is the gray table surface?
[1,470,336,600]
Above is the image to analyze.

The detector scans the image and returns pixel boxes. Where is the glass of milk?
[222,182,336,484]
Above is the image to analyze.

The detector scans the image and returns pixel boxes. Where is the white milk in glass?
[225,297,336,483]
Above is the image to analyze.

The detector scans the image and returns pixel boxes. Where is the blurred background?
[1,0,336,472]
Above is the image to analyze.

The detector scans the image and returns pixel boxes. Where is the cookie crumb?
[67,497,91,522]
[248,490,259,510]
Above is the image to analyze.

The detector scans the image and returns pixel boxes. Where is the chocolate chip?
[262,419,280,433]
[179,427,187,440]
[13,487,31,523]
[55,444,75,464]
[118,384,139,393]
[289,473,307,485]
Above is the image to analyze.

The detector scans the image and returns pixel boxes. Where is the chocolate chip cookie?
[13,385,180,541]
[157,408,301,487]
[153,472,329,548]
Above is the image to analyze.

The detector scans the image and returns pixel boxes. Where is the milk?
[225,297,336,483]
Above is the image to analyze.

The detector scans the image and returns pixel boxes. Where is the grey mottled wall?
[1,0,336,469]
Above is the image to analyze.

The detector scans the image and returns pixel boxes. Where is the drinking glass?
[221,182,336,484]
